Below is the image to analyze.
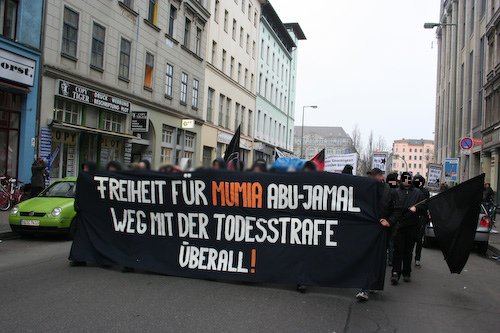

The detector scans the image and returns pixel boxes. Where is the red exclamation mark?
[251,249,256,273]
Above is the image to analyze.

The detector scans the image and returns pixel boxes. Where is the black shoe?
[387,261,393,267]
[403,275,411,282]
[296,284,307,293]
[69,260,86,267]
[121,266,135,273]
[391,272,399,285]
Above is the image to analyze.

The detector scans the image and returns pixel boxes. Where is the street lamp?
[300,105,318,159]
[394,154,408,172]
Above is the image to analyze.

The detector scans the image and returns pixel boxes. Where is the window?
[419,156,422,160]
[222,49,227,72]
[218,94,225,126]
[234,103,240,130]
[246,33,250,53]
[237,63,242,83]
[192,79,199,108]
[244,68,248,87]
[253,11,257,27]
[232,19,237,40]
[241,0,245,12]
[183,18,191,48]
[119,38,131,79]
[207,88,214,122]
[162,125,174,144]
[247,110,252,136]
[409,155,412,160]
[0,0,18,39]
[409,148,412,152]
[121,0,134,9]
[252,41,256,58]
[168,5,177,36]
[180,72,188,104]
[214,0,219,23]
[185,132,195,149]
[147,0,158,25]
[248,4,252,20]
[55,99,80,125]
[250,73,254,90]
[225,97,231,128]
[260,39,264,59]
[241,106,246,134]
[102,111,124,132]
[144,52,154,88]
[470,1,474,36]
[224,10,228,32]
[90,23,105,69]
[239,27,244,47]
[62,7,79,58]
[195,27,202,55]
[230,56,235,78]
[211,41,217,64]
[165,63,173,97]
[161,147,172,164]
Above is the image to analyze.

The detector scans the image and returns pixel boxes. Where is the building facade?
[253,3,305,162]
[40,0,210,180]
[434,0,499,200]
[0,0,44,183]
[201,0,264,168]
[392,139,435,176]
[293,126,355,161]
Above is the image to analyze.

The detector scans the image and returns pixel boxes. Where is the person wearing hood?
[412,175,430,268]
[341,164,353,174]
[212,157,226,170]
[391,172,427,285]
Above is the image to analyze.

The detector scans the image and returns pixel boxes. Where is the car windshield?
[40,181,76,198]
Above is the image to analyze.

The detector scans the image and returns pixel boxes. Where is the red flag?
[310,149,325,171]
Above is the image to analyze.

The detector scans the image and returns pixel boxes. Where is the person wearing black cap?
[391,172,427,285]
[356,168,401,301]
[342,164,353,174]
[412,175,430,267]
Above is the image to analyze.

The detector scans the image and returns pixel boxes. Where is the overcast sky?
[271,0,440,150]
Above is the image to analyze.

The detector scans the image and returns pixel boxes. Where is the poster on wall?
[444,158,460,183]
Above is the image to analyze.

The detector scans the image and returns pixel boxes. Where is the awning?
[0,80,31,94]
[50,121,138,140]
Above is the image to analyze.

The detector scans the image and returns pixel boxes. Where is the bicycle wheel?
[0,192,11,211]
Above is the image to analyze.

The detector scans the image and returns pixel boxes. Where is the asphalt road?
[1,237,499,333]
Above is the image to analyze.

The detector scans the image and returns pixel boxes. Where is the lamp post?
[424,21,458,161]
[300,105,318,159]
[394,154,408,172]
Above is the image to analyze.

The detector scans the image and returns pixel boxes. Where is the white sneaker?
[356,290,369,301]
[415,260,421,267]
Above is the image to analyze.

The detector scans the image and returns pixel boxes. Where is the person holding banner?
[356,168,401,301]
[391,172,427,285]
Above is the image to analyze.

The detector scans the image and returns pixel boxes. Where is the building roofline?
[283,23,306,40]
[261,2,296,50]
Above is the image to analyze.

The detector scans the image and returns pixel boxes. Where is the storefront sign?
[101,137,122,149]
[56,80,130,113]
[52,129,77,144]
[131,111,149,133]
[0,48,35,86]
[181,119,195,129]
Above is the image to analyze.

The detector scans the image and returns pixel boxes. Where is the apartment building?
[293,126,355,161]
[39,0,210,179]
[434,0,499,197]
[392,139,435,176]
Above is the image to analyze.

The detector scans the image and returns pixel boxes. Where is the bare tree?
[375,135,388,152]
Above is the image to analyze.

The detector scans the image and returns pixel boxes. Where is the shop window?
[144,52,154,89]
[90,22,105,69]
[202,146,212,167]
[0,92,21,178]
[185,132,195,149]
[54,99,80,125]
[62,6,79,58]
[101,111,124,133]
[161,147,172,164]
[0,0,18,40]
[119,38,131,80]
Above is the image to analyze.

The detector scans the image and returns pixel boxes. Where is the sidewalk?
[0,210,14,238]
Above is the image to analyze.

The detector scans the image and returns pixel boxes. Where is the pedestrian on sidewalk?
[391,172,427,285]
[30,157,47,198]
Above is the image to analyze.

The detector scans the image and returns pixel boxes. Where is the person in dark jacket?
[385,172,399,267]
[356,168,401,301]
[412,175,430,267]
[342,164,353,174]
[212,157,226,170]
[391,172,427,285]
[30,158,47,197]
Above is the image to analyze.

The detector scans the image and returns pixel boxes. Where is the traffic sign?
[459,137,473,150]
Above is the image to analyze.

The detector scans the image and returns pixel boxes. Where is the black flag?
[427,174,484,273]
[224,125,241,171]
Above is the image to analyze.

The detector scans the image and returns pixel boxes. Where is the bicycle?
[0,177,27,211]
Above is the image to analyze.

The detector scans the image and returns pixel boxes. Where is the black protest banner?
[70,170,387,289]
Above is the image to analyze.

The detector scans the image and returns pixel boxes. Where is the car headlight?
[51,207,62,217]
[11,206,19,215]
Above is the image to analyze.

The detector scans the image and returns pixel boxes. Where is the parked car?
[9,178,77,236]
[424,203,492,254]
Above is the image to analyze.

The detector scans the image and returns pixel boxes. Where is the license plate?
[21,220,40,226]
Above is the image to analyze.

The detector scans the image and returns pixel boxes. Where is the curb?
[0,231,19,240]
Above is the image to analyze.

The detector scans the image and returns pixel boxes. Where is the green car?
[9,178,77,236]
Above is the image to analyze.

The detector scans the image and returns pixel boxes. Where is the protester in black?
[391,172,427,284]
[342,164,353,174]
[106,160,122,171]
[356,168,401,301]
[385,172,399,267]
[412,175,430,267]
